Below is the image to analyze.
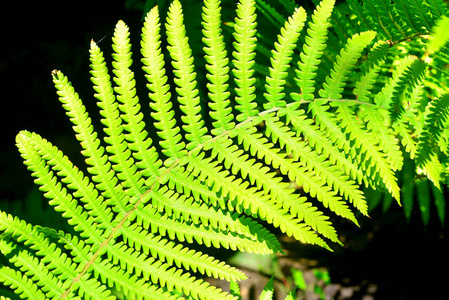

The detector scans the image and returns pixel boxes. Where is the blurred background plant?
[227,252,335,300]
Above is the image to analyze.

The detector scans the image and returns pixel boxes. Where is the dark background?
[0,1,448,299]
[1,1,139,200]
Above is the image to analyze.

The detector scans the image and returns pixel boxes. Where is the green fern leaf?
[0,266,48,300]
[263,116,362,221]
[16,131,113,230]
[7,0,447,299]
[395,0,433,32]
[362,0,406,40]
[264,6,307,109]
[166,0,209,150]
[109,21,162,183]
[425,0,447,21]
[256,0,286,28]
[319,31,376,100]
[292,0,335,101]
[428,15,449,54]
[361,57,426,172]
[0,239,67,298]
[181,147,330,249]
[90,39,146,199]
[353,41,389,103]
[202,0,235,136]
[51,70,129,212]
[260,277,274,300]
[416,94,449,173]
[141,6,186,161]
[234,124,341,243]
[229,280,241,299]
[280,105,366,186]
[233,0,259,122]
[0,212,115,299]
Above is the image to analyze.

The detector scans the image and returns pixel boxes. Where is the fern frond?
[263,116,362,221]
[109,21,162,183]
[133,203,276,254]
[305,31,406,201]
[330,2,360,41]
[428,16,449,54]
[202,0,235,136]
[51,231,180,300]
[166,168,283,251]
[166,0,209,150]
[0,266,48,300]
[146,182,276,245]
[319,31,376,100]
[90,39,145,200]
[416,94,449,172]
[16,131,113,231]
[360,57,426,173]
[16,131,105,243]
[234,125,341,243]
[0,238,71,299]
[10,0,449,298]
[363,0,405,40]
[280,105,366,186]
[374,56,427,115]
[279,0,296,13]
[353,41,389,103]
[425,0,447,20]
[292,0,335,101]
[264,6,307,109]
[260,277,274,300]
[121,224,246,281]
[229,280,241,299]
[51,70,129,212]
[17,130,243,292]
[329,100,401,202]
[232,0,259,122]
[395,0,432,32]
[16,132,180,298]
[180,148,330,249]
[19,71,246,300]
[0,212,114,299]
[394,93,445,188]
[255,0,285,28]
[345,0,371,32]
[141,6,186,162]
[361,59,424,170]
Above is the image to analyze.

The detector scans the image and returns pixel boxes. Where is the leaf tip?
[16,130,30,145]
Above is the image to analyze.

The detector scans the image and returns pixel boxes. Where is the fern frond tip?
[16,130,31,145]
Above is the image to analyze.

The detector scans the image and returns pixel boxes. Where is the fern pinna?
[1,0,448,299]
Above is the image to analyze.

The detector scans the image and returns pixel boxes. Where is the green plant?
[227,252,332,300]
[229,268,332,300]
[334,0,449,227]
[1,0,449,299]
